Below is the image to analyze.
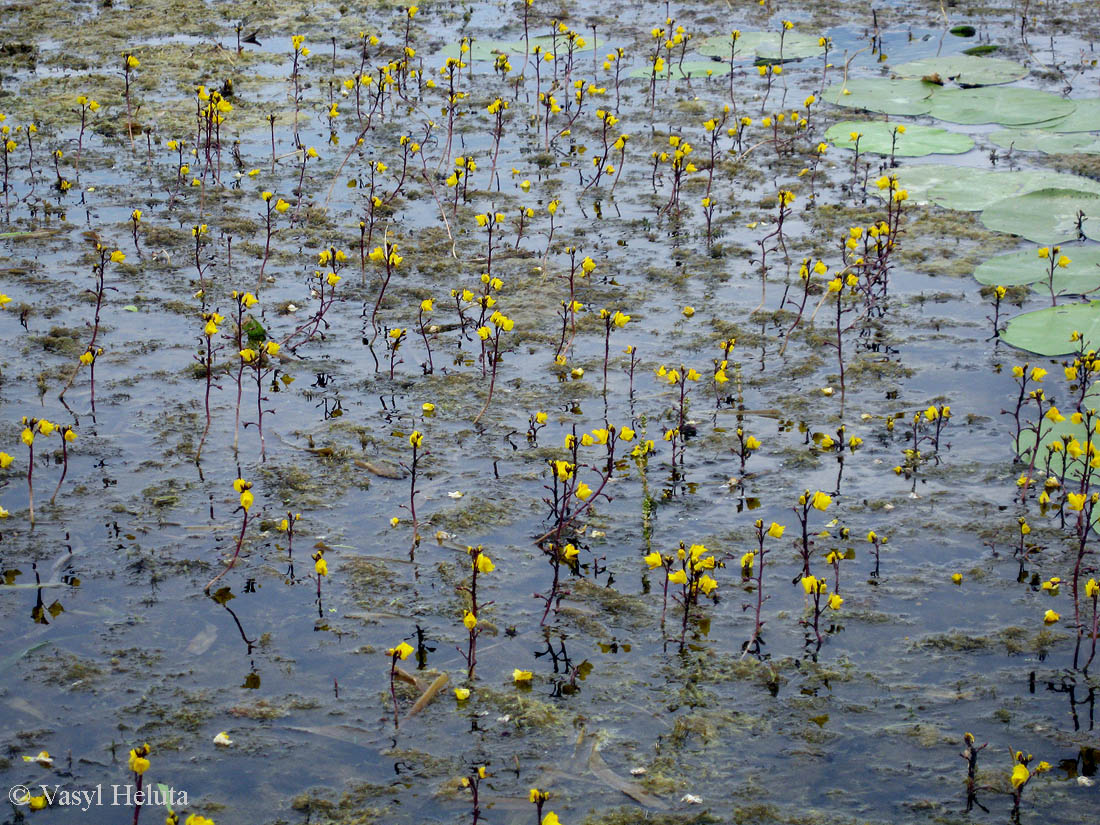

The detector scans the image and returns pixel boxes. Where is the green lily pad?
[1002,300,1100,355]
[823,77,937,116]
[928,87,1076,125]
[917,169,1100,212]
[892,55,1027,86]
[1032,99,1100,133]
[698,31,824,62]
[973,246,1100,299]
[628,60,729,80]
[980,188,1100,244]
[826,120,973,156]
[990,129,1100,154]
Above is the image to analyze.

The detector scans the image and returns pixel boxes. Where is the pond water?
[0,1,1098,824]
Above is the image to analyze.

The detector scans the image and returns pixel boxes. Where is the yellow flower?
[1044,609,1060,624]
[951,573,963,585]
[1067,492,1087,511]
[409,430,424,449]
[463,610,477,630]
[388,641,414,660]
[28,795,46,810]
[315,557,328,576]
[476,553,495,574]
[239,489,254,511]
[644,551,662,569]
[513,668,533,683]
[37,420,55,436]
[745,435,761,451]
[828,593,843,610]
[1011,763,1030,789]
[128,745,151,775]
[420,298,434,312]
[682,306,695,317]
[811,491,831,511]
[575,482,593,500]
[390,516,400,527]
[21,428,34,446]
[668,569,688,585]
[767,522,785,538]
[454,687,471,700]
[542,815,560,825]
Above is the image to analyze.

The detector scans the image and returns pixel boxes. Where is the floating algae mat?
[0,2,1098,825]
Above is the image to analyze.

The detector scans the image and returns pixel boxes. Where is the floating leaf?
[698,31,824,62]
[980,188,1100,244]
[918,169,1100,212]
[963,45,1000,56]
[973,246,1100,298]
[826,120,973,157]
[1002,301,1100,356]
[928,87,1076,125]
[990,129,1100,154]
[123,304,139,312]
[627,60,728,80]
[1032,99,1100,133]
[823,77,936,116]
[950,25,977,37]
[892,54,1026,86]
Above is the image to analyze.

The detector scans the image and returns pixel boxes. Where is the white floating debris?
[213,731,233,746]
[1077,775,1095,787]
[680,793,703,804]
[448,491,464,499]
[630,767,647,776]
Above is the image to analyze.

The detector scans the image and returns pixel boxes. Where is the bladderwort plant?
[460,766,488,825]
[473,310,514,425]
[204,479,254,593]
[279,511,301,579]
[1036,244,1073,306]
[239,336,280,462]
[59,244,121,411]
[1008,749,1051,824]
[799,570,841,651]
[891,404,952,491]
[257,191,289,289]
[866,529,888,579]
[194,309,225,464]
[960,732,989,813]
[647,540,720,651]
[385,326,407,379]
[459,545,494,679]
[367,238,403,361]
[600,308,631,398]
[988,284,1008,338]
[654,363,701,474]
[73,95,99,181]
[741,519,786,658]
[385,640,414,728]
[127,743,150,825]
[281,249,346,353]
[400,429,425,555]
[752,189,795,314]
[229,289,259,454]
[121,51,139,151]
[48,425,77,507]
[311,546,328,617]
[534,425,625,623]
[794,489,832,578]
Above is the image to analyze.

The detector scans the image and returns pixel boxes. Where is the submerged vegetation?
[2,0,1100,823]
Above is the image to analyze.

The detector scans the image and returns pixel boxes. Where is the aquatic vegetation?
[1,2,1100,824]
